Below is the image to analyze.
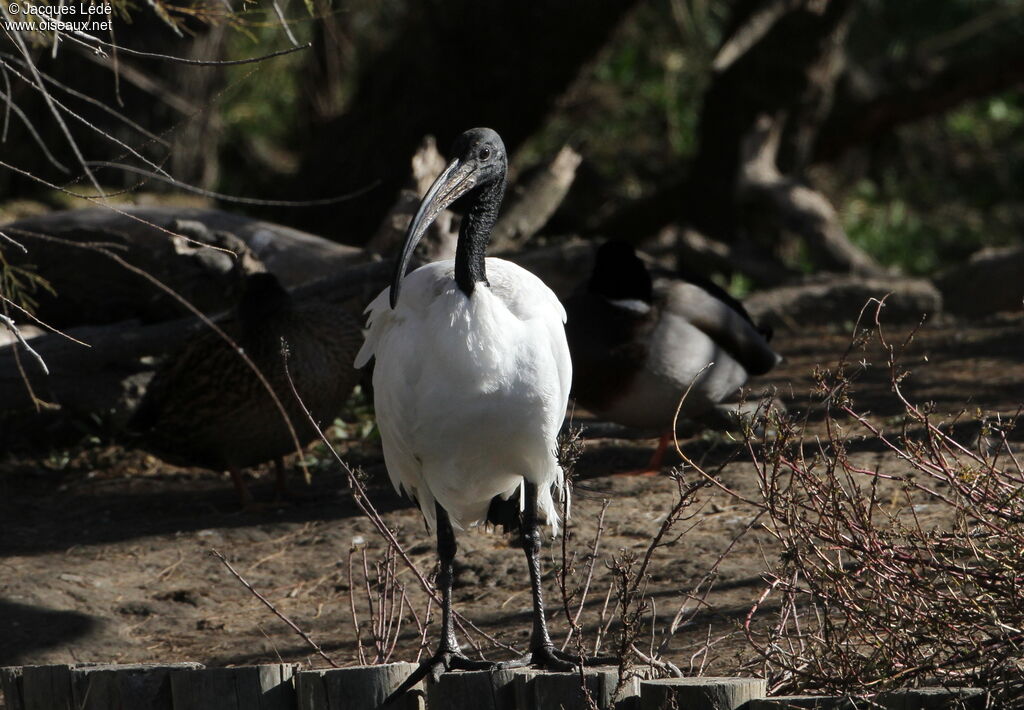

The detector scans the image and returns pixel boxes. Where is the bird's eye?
[478,146,492,161]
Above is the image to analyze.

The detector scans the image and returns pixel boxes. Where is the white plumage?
[356,258,570,532]
[362,130,606,697]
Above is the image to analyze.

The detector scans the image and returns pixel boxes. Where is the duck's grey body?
[567,243,780,433]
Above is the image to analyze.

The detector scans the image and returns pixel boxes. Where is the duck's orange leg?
[229,466,270,512]
[614,432,671,477]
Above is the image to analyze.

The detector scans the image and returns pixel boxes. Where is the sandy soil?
[2,313,1022,683]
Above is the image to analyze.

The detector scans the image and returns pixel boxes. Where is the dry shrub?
[742,301,1023,705]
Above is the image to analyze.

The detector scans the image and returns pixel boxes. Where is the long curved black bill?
[390,157,478,309]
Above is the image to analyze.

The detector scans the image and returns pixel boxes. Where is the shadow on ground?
[0,463,413,556]
[0,599,98,665]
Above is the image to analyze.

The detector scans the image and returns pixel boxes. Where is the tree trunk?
[814,39,1024,163]
[289,0,640,241]
[599,0,877,281]
[686,0,856,243]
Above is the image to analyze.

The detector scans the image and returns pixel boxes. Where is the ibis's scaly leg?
[434,502,472,661]
[498,482,617,670]
[383,503,492,706]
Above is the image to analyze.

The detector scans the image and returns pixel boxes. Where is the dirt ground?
[2,312,1022,684]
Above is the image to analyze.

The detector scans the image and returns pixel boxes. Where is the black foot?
[381,648,494,707]
[496,644,618,671]
[550,647,619,666]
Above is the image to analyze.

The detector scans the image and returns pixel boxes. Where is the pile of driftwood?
[1,137,1018,447]
[0,140,587,446]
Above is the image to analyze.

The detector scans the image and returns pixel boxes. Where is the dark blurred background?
[2,0,1023,288]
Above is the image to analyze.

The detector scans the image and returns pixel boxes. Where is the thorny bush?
[741,301,1023,706]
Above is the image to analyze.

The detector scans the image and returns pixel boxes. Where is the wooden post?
[748,697,856,709]
[169,664,295,710]
[605,668,651,710]
[20,664,76,710]
[1,666,25,710]
[604,665,661,710]
[877,687,986,710]
[507,667,638,710]
[640,677,767,710]
[295,663,424,710]
[69,663,203,710]
[426,668,531,710]
[516,670,603,710]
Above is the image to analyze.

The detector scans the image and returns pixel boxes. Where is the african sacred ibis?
[566,241,781,473]
[131,272,362,508]
[356,128,606,692]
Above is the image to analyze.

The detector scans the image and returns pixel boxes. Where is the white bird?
[356,128,606,695]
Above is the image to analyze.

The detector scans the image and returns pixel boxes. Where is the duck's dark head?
[391,127,508,308]
[588,241,653,304]
[239,272,291,329]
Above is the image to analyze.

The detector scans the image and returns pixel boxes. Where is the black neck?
[454,176,505,298]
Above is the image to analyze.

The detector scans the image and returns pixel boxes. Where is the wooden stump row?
[0,663,985,710]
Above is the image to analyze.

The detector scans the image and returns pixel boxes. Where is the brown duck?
[130,272,362,507]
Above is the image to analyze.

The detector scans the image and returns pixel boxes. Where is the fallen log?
[744,274,943,329]
[0,258,398,449]
[2,206,367,328]
[491,145,581,254]
[738,115,885,278]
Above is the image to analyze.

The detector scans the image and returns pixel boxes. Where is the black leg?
[521,481,571,665]
[436,502,461,654]
[498,481,617,671]
[381,503,493,707]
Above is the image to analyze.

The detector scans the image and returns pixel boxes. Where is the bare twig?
[211,549,339,668]
[62,31,312,66]
[1,8,103,193]
[736,301,1023,702]
[86,161,380,207]
[1,313,48,374]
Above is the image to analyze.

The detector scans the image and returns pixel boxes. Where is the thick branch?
[712,0,804,73]
[291,0,639,239]
[815,41,1024,162]
[739,115,884,276]
[491,145,581,253]
[0,258,397,428]
[364,136,459,263]
[674,228,794,288]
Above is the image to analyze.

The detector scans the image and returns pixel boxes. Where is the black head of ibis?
[391,127,508,309]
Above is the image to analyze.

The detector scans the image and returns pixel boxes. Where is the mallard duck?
[566,241,781,473]
[356,128,610,700]
[130,272,362,507]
